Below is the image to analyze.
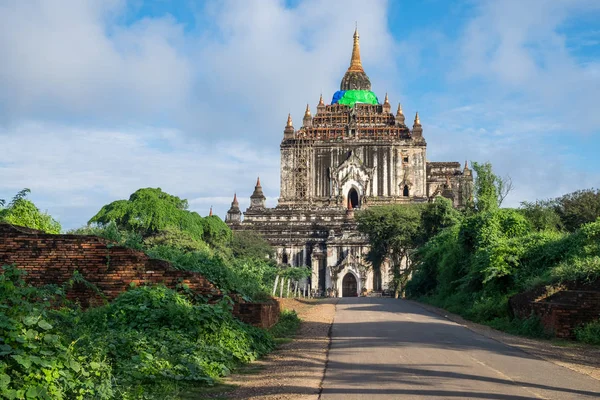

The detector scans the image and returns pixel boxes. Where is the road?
[320,298,600,400]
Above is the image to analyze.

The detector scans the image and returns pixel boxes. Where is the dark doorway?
[348,188,359,209]
[403,185,410,197]
[373,268,382,291]
[342,273,358,297]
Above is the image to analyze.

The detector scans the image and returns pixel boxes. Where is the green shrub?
[0,266,113,399]
[0,266,275,399]
[79,286,274,395]
[575,320,600,345]
[269,310,301,338]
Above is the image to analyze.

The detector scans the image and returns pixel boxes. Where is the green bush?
[269,310,301,339]
[145,246,277,301]
[0,266,113,399]
[0,189,61,234]
[0,266,275,399]
[575,320,600,345]
[408,209,600,340]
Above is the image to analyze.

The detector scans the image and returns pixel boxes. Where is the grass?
[269,309,302,339]
[180,383,237,400]
[575,320,600,345]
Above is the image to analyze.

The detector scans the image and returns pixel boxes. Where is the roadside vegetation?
[0,187,309,399]
[356,164,600,343]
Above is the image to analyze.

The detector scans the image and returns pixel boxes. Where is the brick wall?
[0,223,221,307]
[233,300,280,329]
[509,281,600,338]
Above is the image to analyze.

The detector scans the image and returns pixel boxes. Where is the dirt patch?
[411,300,600,381]
[206,298,338,400]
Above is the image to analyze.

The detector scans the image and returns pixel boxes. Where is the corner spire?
[414,111,421,125]
[305,104,311,117]
[209,206,213,216]
[286,113,293,127]
[397,103,403,115]
[384,93,389,104]
[318,94,324,106]
[348,26,364,73]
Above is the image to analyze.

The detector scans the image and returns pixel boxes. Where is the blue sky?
[1,0,599,230]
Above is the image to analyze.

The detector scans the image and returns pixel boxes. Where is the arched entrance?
[348,188,359,209]
[342,273,358,297]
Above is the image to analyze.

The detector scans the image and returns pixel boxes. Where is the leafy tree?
[202,215,233,249]
[357,204,423,298]
[231,230,275,259]
[472,162,513,212]
[421,197,462,241]
[89,188,202,238]
[552,188,600,232]
[88,188,233,248]
[519,200,563,232]
[0,188,61,233]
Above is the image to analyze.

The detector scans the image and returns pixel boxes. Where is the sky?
[1,0,599,230]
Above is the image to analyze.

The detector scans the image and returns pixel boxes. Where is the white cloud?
[1,0,599,230]
[0,121,279,228]
[0,0,193,125]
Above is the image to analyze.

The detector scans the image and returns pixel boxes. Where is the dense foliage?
[88,188,231,248]
[0,188,310,398]
[358,162,600,344]
[269,310,301,339]
[0,266,274,399]
[0,189,61,234]
[73,187,288,302]
[356,197,462,298]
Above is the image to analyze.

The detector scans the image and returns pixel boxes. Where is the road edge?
[316,299,338,400]
[407,299,600,382]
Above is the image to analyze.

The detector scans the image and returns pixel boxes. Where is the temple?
[226,28,473,297]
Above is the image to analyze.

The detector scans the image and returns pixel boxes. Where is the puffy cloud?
[0,0,193,126]
[0,121,279,228]
[0,0,598,229]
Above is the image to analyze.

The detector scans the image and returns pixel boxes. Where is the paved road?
[320,298,600,400]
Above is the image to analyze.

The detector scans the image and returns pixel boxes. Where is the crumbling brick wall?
[0,223,221,307]
[509,281,600,338]
[233,301,280,329]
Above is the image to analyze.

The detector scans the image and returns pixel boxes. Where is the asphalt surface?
[320,298,600,400]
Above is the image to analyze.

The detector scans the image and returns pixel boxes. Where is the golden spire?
[347,26,364,73]
[256,176,261,187]
[209,206,213,216]
[464,160,469,170]
[414,111,421,125]
[384,93,389,104]
[286,113,293,127]
[318,94,324,106]
[305,104,311,117]
[397,103,403,115]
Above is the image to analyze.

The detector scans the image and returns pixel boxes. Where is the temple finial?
[348,26,364,73]
[209,206,213,216]
[305,104,311,116]
[256,176,261,187]
[384,93,389,104]
[464,160,469,170]
[318,94,324,106]
[286,113,293,127]
[414,111,420,125]
[397,103,403,115]
[233,192,238,204]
